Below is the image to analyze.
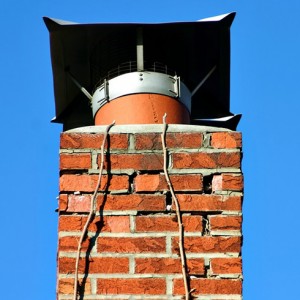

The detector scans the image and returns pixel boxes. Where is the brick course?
[134,174,203,192]
[57,126,243,299]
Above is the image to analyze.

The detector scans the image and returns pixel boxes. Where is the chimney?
[44,13,243,300]
[43,13,240,131]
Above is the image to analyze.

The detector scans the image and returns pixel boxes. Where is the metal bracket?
[96,79,109,107]
[136,27,144,71]
[67,70,93,102]
[91,71,191,117]
[169,75,180,98]
[191,65,216,97]
[104,79,109,101]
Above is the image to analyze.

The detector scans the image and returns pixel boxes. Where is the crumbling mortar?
[168,168,241,175]
[91,149,98,170]
[128,133,135,151]
[59,149,75,154]
[203,174,213,194]
[203,133,210,148]
[88,168,135,175]
[63,149,93,154]
[130,215,135,233]
[210,231,242,237]
[202,215,210,236]
[171,148,240,154]
[87,168,242,175]
[60,170,87,176]
[90,277,97,295]
[128,172,136,194]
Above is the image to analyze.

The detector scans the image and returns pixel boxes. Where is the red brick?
[135,215,202,232]
[172,236,241,253]
[209,215,242,231]
[58,278,91,294]
[135,257,204,275]
[59,236,91,252]
[175,194,242,212]
[211,132,242,149]
[212,174,243,192]
[59,215,95,232]
[135,133,202,150]
[67,194,91,212]
[59,257,129,274]
[210,258,242,274]
[59,215,130,232]
[60,153,91,170]
[172,152,241,169]
[102,153,164,170]
[97,237,166,253]
[102,216,131,232]
[96,194,166,211]
[97,278,166,295]
[134,174,203,192]
[59,174,129,192]
[59,194,68,211]
[60,133,128,149]
[173,278,242,295]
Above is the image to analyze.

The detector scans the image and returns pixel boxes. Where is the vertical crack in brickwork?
[165,191,173,211]
[203,175,213,194]
[202,214,210,236]
[128,173,136,194]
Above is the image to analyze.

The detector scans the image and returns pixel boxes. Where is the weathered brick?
[57,128,243,299]
[59,215,130,232]
[58,278,91,294]
[67,194,91,212]
[96,194,166,211]
[59,215,95,232]
[135,215,202,232]
[175,195,242,212]
[172,236,241,253]
[59,257,129,274]
[210,258,242,274]
[102,215,131,232]
[59,194,68,211]
[60,153,91,170]
[134,132,202,150]
[211,132,242,149]
[97,237,166,253]
[212,174,243,192]
[97,278,166,295]
[134,174,203,192]
[60,133,129,149]
[209,215,242,231]
[59,236,91,252]
[173,278,242,295]
[102,153,164,170]
[59,174,129,192]
[172,152,241,169]
[135,257,205,275]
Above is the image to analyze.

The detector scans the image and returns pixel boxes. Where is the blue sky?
[1,1,300,299]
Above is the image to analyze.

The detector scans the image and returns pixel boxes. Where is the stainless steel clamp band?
[91,71,191,117]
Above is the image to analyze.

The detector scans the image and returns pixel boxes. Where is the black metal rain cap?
[44,12,240,130]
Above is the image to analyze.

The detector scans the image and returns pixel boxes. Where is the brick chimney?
[57,124,243,299]
[44,13,242,299]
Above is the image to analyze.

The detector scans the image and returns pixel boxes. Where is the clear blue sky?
[1,1,300,299]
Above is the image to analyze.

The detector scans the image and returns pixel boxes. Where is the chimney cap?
[44,12,236,128]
